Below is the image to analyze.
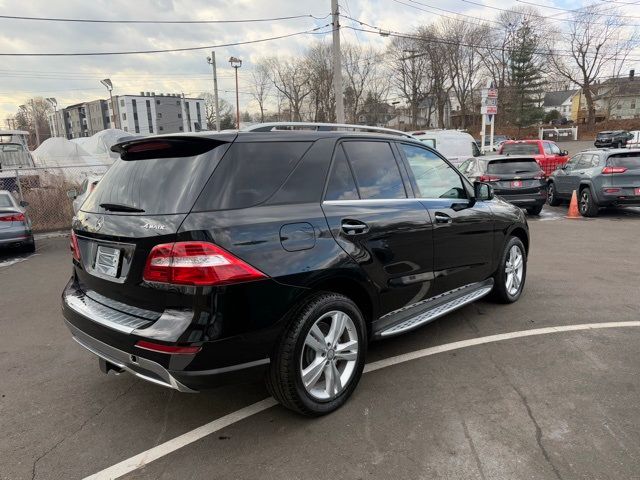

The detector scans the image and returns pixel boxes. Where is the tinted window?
[325,145,358,200]
[195,141,311,211]
[401,144,467,199]
[608,155,640,169]
[342,141,406,199]
[487,159,540,174]
[501,143,539,155]
[83,145,230,215]
[576,155,594,169]
[0,194,14,208]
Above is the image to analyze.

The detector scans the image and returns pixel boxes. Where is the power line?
[0,13,330,24]
[0,24,333,56]
[515,0,640,19]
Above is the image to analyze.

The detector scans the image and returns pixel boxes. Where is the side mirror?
[66,188,78,199]
[474,181,494,201]
[19,200,29,207]
[561,150,569,156]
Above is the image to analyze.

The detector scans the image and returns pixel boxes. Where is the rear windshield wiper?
[99,202,145,213]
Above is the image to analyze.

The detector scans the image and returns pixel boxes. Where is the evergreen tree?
[507,20,545,129]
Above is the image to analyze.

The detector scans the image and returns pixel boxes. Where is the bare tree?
[14,97,52,146]
[200,93,234,130]
[342,44,380,124]
[265,57,313,121]
[305,43,335,122]
[250,63,272,123]
[549,5,638,125]
[388,36,430,129]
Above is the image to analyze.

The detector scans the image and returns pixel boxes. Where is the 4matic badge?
[142,222,167,230]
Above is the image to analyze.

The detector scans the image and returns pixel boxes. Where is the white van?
[410,130,481,167]
[626,130,640,149]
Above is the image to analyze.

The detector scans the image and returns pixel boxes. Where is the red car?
[498,140,569,175]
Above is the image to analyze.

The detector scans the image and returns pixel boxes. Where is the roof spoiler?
[111,136,233,161]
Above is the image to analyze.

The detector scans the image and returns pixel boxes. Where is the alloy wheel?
[580,190,589,215]
[505,245,524,296]
[299,310,359,401]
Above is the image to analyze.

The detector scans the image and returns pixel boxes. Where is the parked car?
[62,124,529,416]
[594,130,633,149]
[69,174,102,214]
[458,156,547,215]
[0,190,34,252]
[547,148,640,216]
[410,129,481,166]
[625,130,640,149]
[476,135,510,151]
[499,139,569,175]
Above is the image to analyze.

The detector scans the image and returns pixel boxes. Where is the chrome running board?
[376,280,494,338]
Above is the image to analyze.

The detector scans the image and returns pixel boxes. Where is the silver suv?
[547,148,640,216]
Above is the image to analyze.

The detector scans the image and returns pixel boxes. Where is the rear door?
[397,142,494,295]
[321,140,436,315]
[72,137,233,311]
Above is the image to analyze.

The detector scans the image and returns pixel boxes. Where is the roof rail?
[242,122,416,139]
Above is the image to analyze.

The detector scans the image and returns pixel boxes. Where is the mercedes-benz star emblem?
[95,216,104,231]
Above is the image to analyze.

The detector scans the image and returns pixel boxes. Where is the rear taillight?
[603,188,621,193]
[135,340,201,355]
[479,175,500,182]
[0,213,25,222]
[143,241,267,286]
[70,230,81,262]
[602,166,628,174]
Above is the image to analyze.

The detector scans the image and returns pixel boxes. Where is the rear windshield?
[608,155,640,169]
[0,193,14,208]
[82,145,229,215]
[487,159,540,174]
[501,143,539,155]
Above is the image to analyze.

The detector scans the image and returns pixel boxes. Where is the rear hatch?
[72,136,234,312]
[484,158,545,193]
[604,153,640,196]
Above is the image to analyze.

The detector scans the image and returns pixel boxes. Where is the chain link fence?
[1,165,110,233]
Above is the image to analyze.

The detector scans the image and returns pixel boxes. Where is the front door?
[555,154,581,196]
[397,143,494,295]
[322,140,436,316]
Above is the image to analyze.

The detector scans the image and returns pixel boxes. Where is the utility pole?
[207,52,221,131]
[332,0,344,124]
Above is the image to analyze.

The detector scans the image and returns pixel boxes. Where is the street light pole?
[100,79,119,130]
[229,56,242,130]
[332,0,344,123]
[207,52,221,131]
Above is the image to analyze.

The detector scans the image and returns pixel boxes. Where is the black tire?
[579,186,599,217]
[526,204,543,216]
[21,240,35,253]
[491,236,527,304]
[547,182,561,206]
[266,292,367,416]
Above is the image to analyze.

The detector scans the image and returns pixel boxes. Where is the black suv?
[594,130,633,148]
[62,125,530,416]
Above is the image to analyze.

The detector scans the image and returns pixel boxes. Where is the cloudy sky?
[0,0,636,124]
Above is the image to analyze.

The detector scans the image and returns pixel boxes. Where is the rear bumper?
[0,227,33,246]
[62,279,275,392]
[495,191,547,207]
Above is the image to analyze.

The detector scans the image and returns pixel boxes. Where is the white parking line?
[85,321,640,480]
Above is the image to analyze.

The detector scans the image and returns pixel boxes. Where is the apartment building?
[111,92,205,135]
[47,99,109,138]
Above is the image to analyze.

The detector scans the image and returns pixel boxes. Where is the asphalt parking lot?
[2,204,640,480]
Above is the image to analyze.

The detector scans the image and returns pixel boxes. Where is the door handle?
[341,220,369,234]
[434,212,452,224]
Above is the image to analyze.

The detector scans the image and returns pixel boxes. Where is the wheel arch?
[507,225,529,255]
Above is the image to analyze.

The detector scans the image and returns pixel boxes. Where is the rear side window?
[0,193,14,208]
[501,143,539,155]
[342,141,406,199]
[487,160,540,174]
[195,141,311,211]
[82,145,229,215]
[325,145,358,201]
[608,155,640,169]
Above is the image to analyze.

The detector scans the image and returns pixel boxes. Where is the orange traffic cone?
[566,190,581,219]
